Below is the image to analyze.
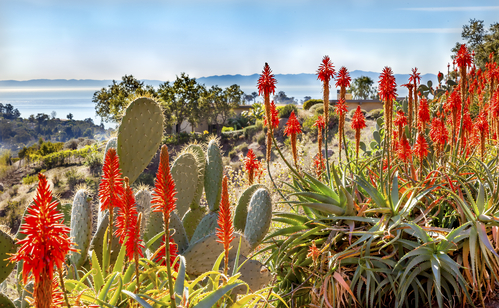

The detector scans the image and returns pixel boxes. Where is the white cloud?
[400,6,499,11]
[346,28,461,34]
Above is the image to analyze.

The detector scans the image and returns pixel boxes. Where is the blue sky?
[1,0,498,81]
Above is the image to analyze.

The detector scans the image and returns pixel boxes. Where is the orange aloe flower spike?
[216,175,235,276]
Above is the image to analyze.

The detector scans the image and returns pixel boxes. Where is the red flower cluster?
[397,135,412,162]
[378,66,397,103]
[394,110,407,130]
[257,63,277,97]
[418,97,430,130]
[316,56,335,83]
[335,66,351,89]
[99,148,124,212]
[244,149,259,185]
[216,175,234,275]
[313,115,326,131]
[409,67,421,87]
[153,236,179,271]
[263,100,280,129]
[456,44,472,69]
[413,133,429,160]
[152,145,177,218]
[284,111,302,136]
[335,98,348,116]
[351,106,366,131]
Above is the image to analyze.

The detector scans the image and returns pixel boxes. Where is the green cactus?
[0,293,15,308]
[69,189,93,268]
[182,206,207,241]
[105,137,117,154]
[183,233,250,276]
[117,97,164,184]
[135,189,151,239]
[204,139,223,212]
[190,212,219,244]
[234,184,266,232]
[244,188,272,250]
[169,212,189,254]
[171,152,199,219]
[185,144,206,209]
[0,229,16,284]
[90,211,120,266]
[230,256,271,295]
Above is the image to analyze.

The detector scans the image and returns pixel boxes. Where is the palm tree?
[349,76,375,100]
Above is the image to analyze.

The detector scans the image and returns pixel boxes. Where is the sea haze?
[0,71,437,127]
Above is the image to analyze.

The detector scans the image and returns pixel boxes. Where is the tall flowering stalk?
[284,111,302,168]
[430,116,448,157]
[455,45,473,154]
[444,89,462,150]
[9,173,76,308]
[217,175,234,278]
[151,145,177,308]
[351,106,366,163]
[475,110,489,160]
[402,83,414,133]
[335,99,348,161]
[335,67,351,161]
[379,67,397,172]
[394,110,407,141]
[397,134,412,162]
[98,148,124,273]
[264,100,280,130]
[243,149,259,185]
[313,115,326,164]
[409,67,421,125]
[317,56,336,174]
[257,63,277,161]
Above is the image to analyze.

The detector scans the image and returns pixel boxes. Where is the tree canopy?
[452,19,499,69]
[349,76,376,100]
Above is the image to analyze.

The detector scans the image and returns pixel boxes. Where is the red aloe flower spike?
[151,145,177,307]
[418,97,430,132]
[154,236,179,271]
[379,67,397,145]
[115,177,138,245]
[243,149,259,185]
[476,110,489,160]
[396,134,412,162]
[335,66,351,100]
[284,111,302,167]
[394,110,407,140]
[413,133,429,162]
[216,175,234,277]
[257,64,277,161]
[9,173,76,308]
[409,68,421,124]
[335,98,348,161]
[307,241,321,265]
[313,115,326,163]
[429,117,448,156]
[313,154,326,178]
[456,44,472,103]
[351,106,366,162]
[263,100,279,130]
[317,56,335,126]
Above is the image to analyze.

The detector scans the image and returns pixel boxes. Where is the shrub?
[22,174,38,185]
[243,125,259,139]
[228,150,237,159]
[277,104,299,118]
[84,150,103,176]
[221,129,243,140]
[235,142,249,153]
[310,103,335,116]
[303,99,323,110]
[347,108,367,118]
[366,109,384,119]
[65,169,83,190]
[254,131,266,145]
[64,139,79,150]
[221,126,234,133]
[135,172,155,187]
[255,120,264,131]
[302,114,320,134]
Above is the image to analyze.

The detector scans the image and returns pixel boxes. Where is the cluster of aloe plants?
[260,47,499,307]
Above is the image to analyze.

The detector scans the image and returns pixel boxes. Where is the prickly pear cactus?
[190,212,219,244]
[0,293,15,308]
[182,206,207,241]
[244,188,272,250]
[105,137,117,155]
[183,233,250,276]
[0,229,16,284]
[204,139,223,212]
[69,189,93,268]
[135,189,152,238]
[117,97,164,184]
[90,211,120,266]
[171,152,198,218]
[234,184,266,231]
[144,208,189,254]
[230,256,271,295]
[185,144,206,209]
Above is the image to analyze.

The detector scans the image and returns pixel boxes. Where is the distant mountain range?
[0,71,438,101]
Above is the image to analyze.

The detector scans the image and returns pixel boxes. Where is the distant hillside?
[0,71,438,102]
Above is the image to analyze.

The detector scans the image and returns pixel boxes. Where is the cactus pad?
[182,206,207,241]
[69,190,93,268]
[169,212,189,254]
[185,144,206,210]
[171,152,198,218]
[90,211,120,266]
[0,293,15,308]
[204,140,223,212]
[105,137,117,154]
[234,184,266,231]
[244,188,272,250]
[183,233,250,276]
[135,189,152,238]
[117,97,164,184]
[190,212,219,244]
[230,256,272,294]
[0,229,16,284]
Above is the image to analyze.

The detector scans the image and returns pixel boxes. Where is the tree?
[84,118,94,125]
[51,111,57,119]
[200,85,241,135]
[451,19,499,68]
[93,75,156,123]
[349,76,375,100]
[251,92,258,103]
[158,73,203,132]
[244,94,254,105]
[67,113,73,120]
[303,96,312,103]
[273,91,297,104]
[2,104,20,119]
